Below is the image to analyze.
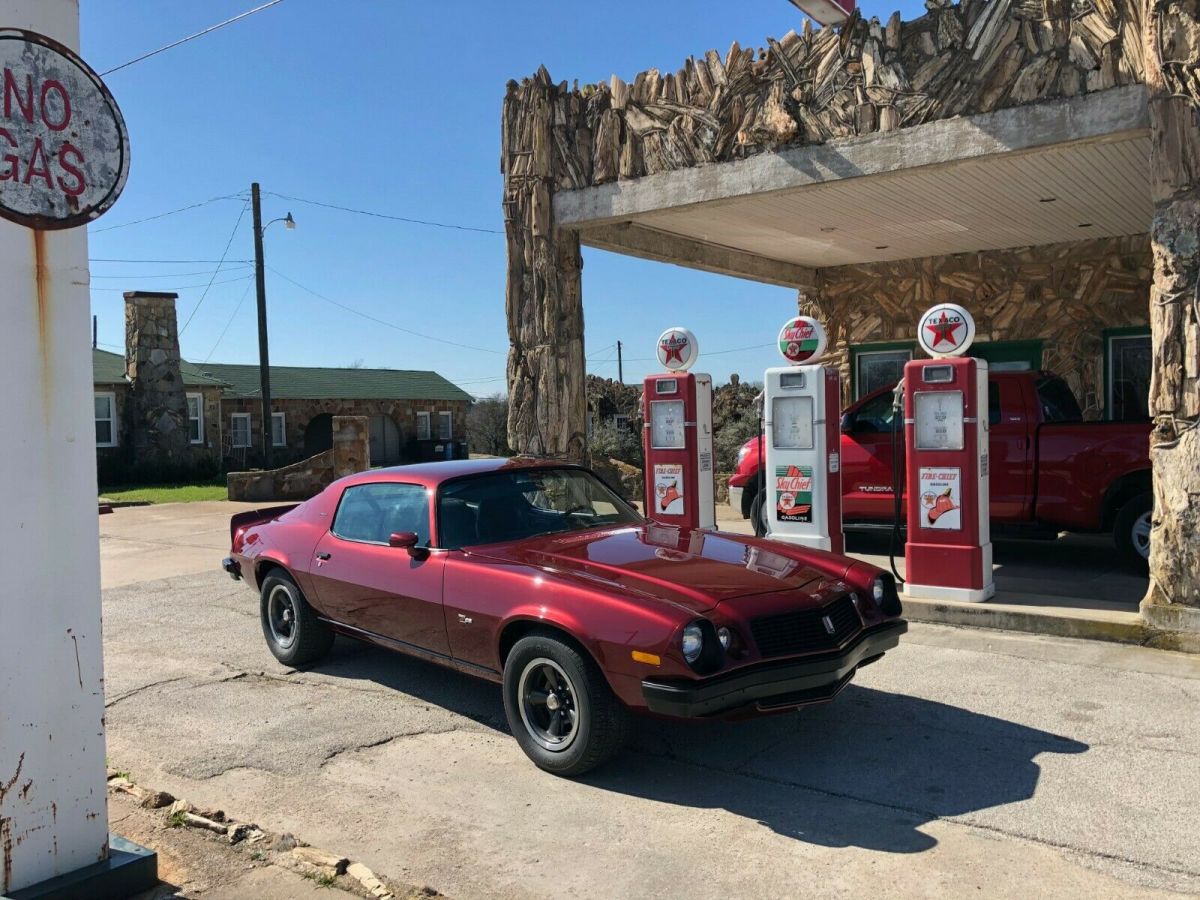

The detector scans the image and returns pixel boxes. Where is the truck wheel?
[503,633,629,777]
[260,570,334,666]
[750,490,770,537]
[1114,492,1152,571]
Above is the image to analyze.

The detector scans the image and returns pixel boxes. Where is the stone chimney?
[124,291,190,467]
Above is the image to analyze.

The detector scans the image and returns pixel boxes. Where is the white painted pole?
[0,1,112,894]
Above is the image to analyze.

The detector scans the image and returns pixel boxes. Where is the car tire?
[750,489,769,538]
[503,632,629,777]
[260,569,333,666]
[1114,492,1152,572]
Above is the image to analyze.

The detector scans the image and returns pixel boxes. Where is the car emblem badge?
[822,615,836,636]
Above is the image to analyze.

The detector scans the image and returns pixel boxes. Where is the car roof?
[333,456,578,490]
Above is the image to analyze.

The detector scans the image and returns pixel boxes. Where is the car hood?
[464,524,845,614]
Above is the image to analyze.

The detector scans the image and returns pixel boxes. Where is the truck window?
[1035,377,1083,423]
[989,382,1002,426]
[849,390,898,433]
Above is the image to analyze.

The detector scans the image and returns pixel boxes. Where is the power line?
[267,266,507,356]
[180,200,251,336]
[90,265,253,280]
[203,280,256,363]
[620,341,774,362]
[101,0,288,76]
[265,191,504,235]
[89,257,256,264]
[90,274,253,293]
[90,194,246,233]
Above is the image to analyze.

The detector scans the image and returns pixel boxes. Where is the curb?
[902,597,1200,653]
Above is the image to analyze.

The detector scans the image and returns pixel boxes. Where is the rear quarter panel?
[1033,422,1151,530]
[233,490,338,605]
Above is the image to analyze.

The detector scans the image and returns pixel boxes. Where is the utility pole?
[251,182,273,469]
[617,340,624,383]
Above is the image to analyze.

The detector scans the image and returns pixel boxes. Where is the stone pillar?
[124,291,190,470]
[1141,1,1200,627]
[502,69,587,464]
[332,415,370,477]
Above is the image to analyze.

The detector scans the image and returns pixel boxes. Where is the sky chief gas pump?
[642,327,716,532]
[903,303,995,602]
[762,316,844,553]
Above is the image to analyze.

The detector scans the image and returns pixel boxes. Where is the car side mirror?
[840,413,853,434]
[388,531,429,560]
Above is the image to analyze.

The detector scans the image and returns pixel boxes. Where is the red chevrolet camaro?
[223,458,906,776]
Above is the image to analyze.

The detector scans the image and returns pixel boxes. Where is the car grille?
[749,594,862,659]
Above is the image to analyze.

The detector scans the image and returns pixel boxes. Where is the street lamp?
[250,182,295,469]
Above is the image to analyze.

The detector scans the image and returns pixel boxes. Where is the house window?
[416,411,431,441]
[186,394,204,445]
[231,413,252,448]
[1107,331,1151,421]
[854,347,912,398]
[438,411,453,440]
[613,414,630,429]
[95,393,117,447]
[272,412,287,447]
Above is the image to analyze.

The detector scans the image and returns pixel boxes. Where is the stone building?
[93,292,472,481]
[500,1,1200,624]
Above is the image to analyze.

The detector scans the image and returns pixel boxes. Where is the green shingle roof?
[186,362,473,402]
[93,349,472,402]
[92,349,229,388]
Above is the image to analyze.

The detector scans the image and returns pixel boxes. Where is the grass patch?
[167,810,187,828]
[99,482,228,504]
[316,872,338,888]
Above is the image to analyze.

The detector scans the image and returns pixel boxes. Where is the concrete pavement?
[98,502,1200,899]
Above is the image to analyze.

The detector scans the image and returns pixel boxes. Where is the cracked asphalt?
[100,504,1200,899]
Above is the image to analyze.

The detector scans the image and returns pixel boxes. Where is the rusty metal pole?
[251,182,273,469]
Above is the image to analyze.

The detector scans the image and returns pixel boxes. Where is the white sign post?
[0,1,152,896]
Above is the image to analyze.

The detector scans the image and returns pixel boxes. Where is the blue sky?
[82,0,924,395]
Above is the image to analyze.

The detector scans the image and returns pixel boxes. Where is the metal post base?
[5,835,157,900]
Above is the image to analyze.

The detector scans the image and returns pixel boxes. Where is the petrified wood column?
[1142,2,1200,622]
[503,70,587,463]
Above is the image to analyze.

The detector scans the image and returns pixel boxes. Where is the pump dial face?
[913,391,964,451]
[650,400,686,449]
[771,396,815,450]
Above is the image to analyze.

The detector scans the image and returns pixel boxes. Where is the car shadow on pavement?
[308,641,1087,855]
[591,684,1089,854]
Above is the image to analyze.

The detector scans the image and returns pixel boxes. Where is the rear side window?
[1035,377,1083,423]
[849,390,899,433]
[333,483,429,545]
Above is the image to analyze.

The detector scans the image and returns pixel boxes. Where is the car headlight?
[872,576,886,606]
[717,626,732,650]
[681,623,704,663]
[736,445,750,466]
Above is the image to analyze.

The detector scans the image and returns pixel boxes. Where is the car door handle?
[316,552,331,560]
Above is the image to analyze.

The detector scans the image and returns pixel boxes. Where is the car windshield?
[437,467,642,549]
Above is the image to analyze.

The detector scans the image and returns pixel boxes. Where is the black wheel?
[502,632,629,777]
[1114,492,1152,572]
[260,569,333,666]
[750,489,769,538]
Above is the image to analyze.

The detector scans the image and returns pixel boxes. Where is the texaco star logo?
[924,311,964,350]
[659,332,688,364]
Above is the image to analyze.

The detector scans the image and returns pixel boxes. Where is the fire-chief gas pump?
[761,316,844,553]
[642,327,716,531]
[902,303,995,602]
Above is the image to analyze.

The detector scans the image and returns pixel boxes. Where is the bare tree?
[468,394,511,457]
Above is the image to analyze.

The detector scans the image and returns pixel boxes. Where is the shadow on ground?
[310,639,1088,855]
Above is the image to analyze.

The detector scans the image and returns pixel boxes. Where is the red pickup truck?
[727,371,1153,567]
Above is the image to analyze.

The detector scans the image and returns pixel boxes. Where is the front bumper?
[222,556,242,580]
[728,485,744,515]
[641,620,907,718]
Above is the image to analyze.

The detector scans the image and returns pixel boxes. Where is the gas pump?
[902,303,995,602]
[761,316,844,553]
[642,327,716,531]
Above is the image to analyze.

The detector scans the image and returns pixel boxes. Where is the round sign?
[777,316,828,365]
[0,30,130,230]
[656,327,699,371]
[917,303,976,358]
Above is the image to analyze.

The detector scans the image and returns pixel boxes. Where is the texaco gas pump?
[641,327,716,532]
[903,303,995,602]
[762,316,844,553]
